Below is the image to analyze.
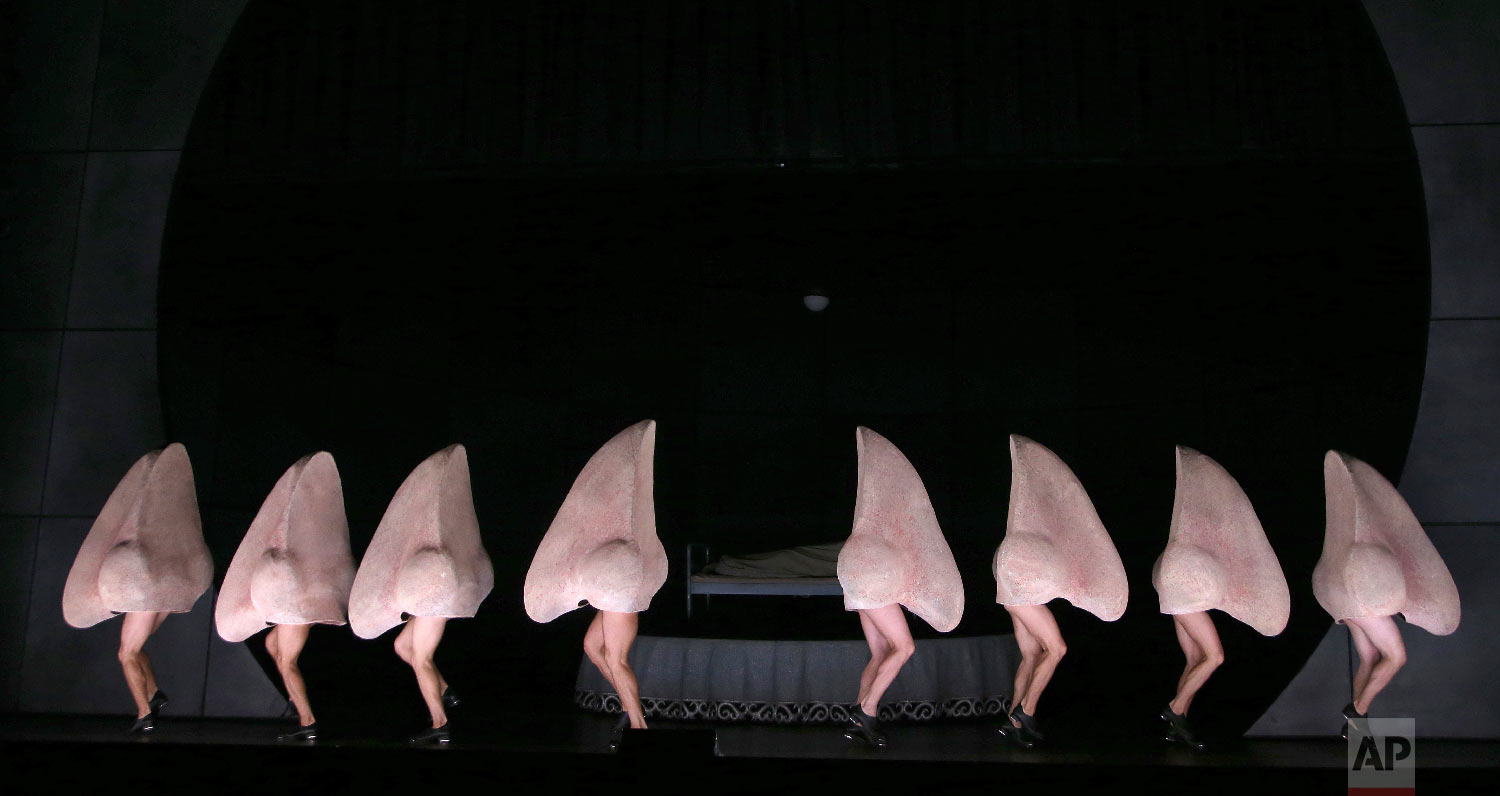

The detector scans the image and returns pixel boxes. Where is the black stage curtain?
[187,0,1408,175]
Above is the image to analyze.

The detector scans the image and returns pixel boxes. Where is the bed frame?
[685,543,843,618]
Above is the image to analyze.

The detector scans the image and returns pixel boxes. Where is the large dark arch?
[161,0,1426,738]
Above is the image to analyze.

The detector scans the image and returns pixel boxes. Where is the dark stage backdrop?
[159,0,1426,740]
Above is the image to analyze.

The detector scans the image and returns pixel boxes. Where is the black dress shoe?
[996,718,1035,749]
[1011,706,1045,744]
[441,686,460,711]
[1340,702,1368,740]
[1160,708,1205,751]
[410,723,450,744]
[128,714,155,735]
[148,690,168,714]
[841,708,887,749]
[607,713,631,751]
[278,722,319,742]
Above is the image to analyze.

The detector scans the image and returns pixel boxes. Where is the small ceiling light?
[803,291,829,312]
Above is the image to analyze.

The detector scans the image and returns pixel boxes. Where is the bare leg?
[584,611,619,692]
[1009,609,1042,728]
[856,610,892,708]
[1348,621,1378,704]
[141,611,168,698]
[1346,615,1405,715]
[271,624,315,726]
[396,616,449,728]
[858,604,915,716]
[1168,611,1223,716]
[1172,616,1199,701]
[583,611,625,707]
[118,611,164,718]
[600,611,646,729]
[1007,604,1066,717]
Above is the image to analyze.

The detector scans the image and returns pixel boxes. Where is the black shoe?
[1011,706,1045,744]
[1340,703,1367,740]
[410,723,450,745]
[148,690,168,714]
[607,713,631,751]
[996,718,1035,749]
[1160,708,1205,751]
[841,708,887,749]
[278,722,319,742]
[128,714,155,735]
[442,687,460,711]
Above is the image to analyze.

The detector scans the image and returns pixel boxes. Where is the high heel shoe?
[128,714,155,735]
[1340,702,1367,740]
[409,723,450,745]
[277,722,319,742]
[148,690,168,714]
[1160,708,1205,751]
[442,687,461,711]
[841,707,887,749]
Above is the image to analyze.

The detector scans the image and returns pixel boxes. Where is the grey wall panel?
[40,331,165,516]
[0,332,62,515]
[19,517,211,715]
[1361,525,1500,738]
[0,153,86,328]
[0,0,103,152]
[1398,320,1500,523]
[0,517,40,712]
[1362,0,1500,125]
[1246,623,1351,737]
[202,633,289,718]
[65,151,179,329]
[88,0,248,151]
[1414,126,1500,319]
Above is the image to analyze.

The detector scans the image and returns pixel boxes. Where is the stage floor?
[3,713,1496,794]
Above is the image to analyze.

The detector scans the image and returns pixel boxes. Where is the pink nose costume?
[836,427,964,632]
[215,452,357,642]
[349,444,494,639]
[1152,446,1290,636]
[63,444,214,628]
[994,435,1127,621]
[524,420,665,622]
[1313,451,1460,635]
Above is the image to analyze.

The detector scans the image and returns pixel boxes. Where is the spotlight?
[803,291,829,312]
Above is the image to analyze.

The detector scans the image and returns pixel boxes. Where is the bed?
[684,542,844,618]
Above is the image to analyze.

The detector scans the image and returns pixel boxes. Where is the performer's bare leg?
[267,624,315,726]
[856,609,893,709]
[1009,613,1042,728]
[858,603,914,717]
[1004,604,1066,717]
[1348,620,1377,705]
[395,616,449,728]
[1346,615,1405,715]
[584,611,622,697]
[1168,611,1223,716]
[118,611,166,719]
[600,610,646,729]
[1172,615,1199,702]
